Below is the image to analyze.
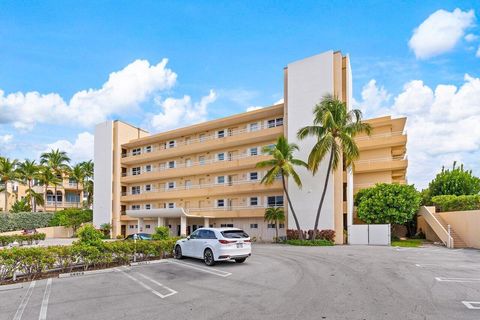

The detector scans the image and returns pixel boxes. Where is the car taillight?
[218,239,235,244]
[244,240,251,242]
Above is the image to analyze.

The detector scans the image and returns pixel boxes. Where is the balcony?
[121,179,282,202]
[355,131,407,151]
[63,182,83,190]
[121,125,283,165]
[44,201,83,209]
[121,153,271,183]
[353,155,408,174]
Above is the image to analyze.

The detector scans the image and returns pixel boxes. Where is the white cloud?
[246,106,263,112]
[409,8,475,59]
[45,132,94,164]
[274,98,284,105]
[0,59,177,130]
[357,75,480,188]
[465,33,479,42]
[150,90,217,131]
[0,134,14,154]
[355,79,391,116]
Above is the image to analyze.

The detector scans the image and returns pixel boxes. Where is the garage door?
[348,224,391,246]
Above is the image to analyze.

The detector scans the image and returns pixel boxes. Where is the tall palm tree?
[0,157,19,213]
[69,163,85,208]
[38,166,61,211]
[256,135,307,239]
[40,149,70,212]
[18,159,40,210]
[264,207,285,243]
[80,160,94,207]
[297,94,371,237]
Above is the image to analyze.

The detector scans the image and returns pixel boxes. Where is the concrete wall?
[0,226,74,238]
[417,216,441,243]
[439,210,480,249]
[286,51,335,231]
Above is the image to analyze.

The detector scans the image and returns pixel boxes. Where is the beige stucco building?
[0,182,28,212]
[93,50,407,244]
[33,176,85,212]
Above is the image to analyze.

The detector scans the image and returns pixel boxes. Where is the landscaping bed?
[391,239,424,247]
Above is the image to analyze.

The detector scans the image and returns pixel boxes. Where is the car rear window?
[221,230,249,238]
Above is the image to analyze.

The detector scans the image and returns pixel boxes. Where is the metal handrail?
[418,206,454,248]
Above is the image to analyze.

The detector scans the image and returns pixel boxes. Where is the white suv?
[174,228,251,266]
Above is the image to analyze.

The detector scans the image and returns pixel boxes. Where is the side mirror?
[187,236,191,240]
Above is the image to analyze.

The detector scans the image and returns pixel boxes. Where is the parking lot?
[1,244,479,320]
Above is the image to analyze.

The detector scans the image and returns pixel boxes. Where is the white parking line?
[462,301,480,309]
[115,268,176,299]
[13,281,36,320]
[435,277,480,283]
[38,278,52,320]
[137,273,177,298]
[167,260,232,277]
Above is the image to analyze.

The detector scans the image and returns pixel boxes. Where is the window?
[145,184,151,192]
[249,122,259,132]
[185,180,192,189]
[198,230,216,239]
[267,223,276,229]
[129,225,135,229]
[276,117,284,126]
[145,146,152,153]
[185,158,192,167]
[131,186,141,195]
[267,119,276,128]
[199,156,206,165]
[217,176,225,184]
[249,172,258,181]
[217,199,225,207]
[167,182,175,189]
[132,167,141,176]
[267,195,284,207]
[145,204,151,210]
[249,147,258,156]
[221,229,248,238]
[168,202,175,208]
[168,140,176,148]
[168,161,175,169]
[279,223,285,229]
[267,118,283,128]
[145,224,151,229]
[132,148,141,156]
[220,224,234,228]
[131,205,140,210]
[199,133,206,142]
[250,223,258,229]
[250,197,258,206]
[145,165,152,172]
[217,130,225,138]
[217,153,225,161]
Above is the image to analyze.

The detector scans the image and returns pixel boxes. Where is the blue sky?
[0,1,479,188]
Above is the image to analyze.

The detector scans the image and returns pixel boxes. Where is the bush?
[286,229,307,240]
[116,234,125,240]
[284,239,334,246]
[152,226,170,240]
[428,162,480,198]
[49,209,93,232]
[431,194,480,212]
[0,212,53,233]
[74,225,104,247]
[0,233,46,247]
[307,229,335,241]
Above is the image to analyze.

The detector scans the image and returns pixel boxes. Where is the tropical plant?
[0,157,19,213]
[38,166,61,211]
[256,135,308,239]
[152,226,170,240]
[40,149,70,212]
[50,208,93,233]
[17,160,40,210]
[10,199,32,213]
[297,95,371,238]
[264,207,285,243]
[80,160,94,207]
[69,163,85,208]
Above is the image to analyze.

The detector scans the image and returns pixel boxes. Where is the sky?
[0,1,479,189]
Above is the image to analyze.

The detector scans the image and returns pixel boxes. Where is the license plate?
[236,243,243,248]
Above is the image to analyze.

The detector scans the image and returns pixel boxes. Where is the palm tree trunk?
[4,181,8,213]
[28,180,33,211]
[275,218,279,243]
[44,184,47,211]
[312,150,334,240]
[76,183,79,208]
[54,185,58,212]
[281,175,304,240]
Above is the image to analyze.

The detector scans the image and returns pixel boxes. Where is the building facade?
[33,175,85,212]
[93,50,407,244]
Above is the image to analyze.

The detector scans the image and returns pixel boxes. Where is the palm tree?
[80,160,94,207]
[10,198,31,213]
[25,188,44,211]
[38,166,61,211]
[297,94,371,237]
[0,157,19,213]
[69,163,85,208]
[256,136,307,239]
[264,207,285,243]
[40,149,70,211]
[18,159,40,210]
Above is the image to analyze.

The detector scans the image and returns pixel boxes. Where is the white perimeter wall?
[93,121,113,227]
[286,51,335,231]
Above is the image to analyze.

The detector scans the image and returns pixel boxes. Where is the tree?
[17,160,41,210]
[256,135,307,239]
[38,166,61,210]
[40,149,71,212]
[53,209,93,233]
[10,199,32,213]
[264,207,285,243]
[355,183,421,225]
[69,164,85,208]
[25,188,45,210]
[297,95,371,239]
[80,160,94,207]
[0,157,19,213]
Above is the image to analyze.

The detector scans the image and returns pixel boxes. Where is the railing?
[121,123,282,158]
[122,153,264,177]
[354,131,405,141]
[45,201,82,208]
[127,204,284,212]
[418,206,454,248]
[354,155,407,165]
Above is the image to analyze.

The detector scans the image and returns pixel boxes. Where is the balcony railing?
[121,123,282,158]
[127,204,284,212]
[45,201,82,208]
[354,155,407,165]
[122,153,264,177]
[354,131,405,141]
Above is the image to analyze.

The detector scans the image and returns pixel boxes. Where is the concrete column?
[157,217,165,227]
[204,217,210,228]
[180,215,187,237]
[138,218,144,233]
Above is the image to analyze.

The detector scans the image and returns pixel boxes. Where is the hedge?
[0,233,46,247]
[431,194,480,212]
[0,212,54,233]
[0,239,178,284]
[284,239,334,246]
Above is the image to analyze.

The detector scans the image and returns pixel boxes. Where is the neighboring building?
[33,175,85,212]
[93,50,407,244]
[0,182,28,212]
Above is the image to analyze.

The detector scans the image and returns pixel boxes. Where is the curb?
[130,259,169,266]
[0,283,23,291]
[58,268,119,278]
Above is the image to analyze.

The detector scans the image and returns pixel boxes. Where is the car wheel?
[235,258,246,263]
[174,245,183,259]
[204,248,215,266]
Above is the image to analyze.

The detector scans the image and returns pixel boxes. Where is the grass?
[284,239,334,246]
[391,239,424,247]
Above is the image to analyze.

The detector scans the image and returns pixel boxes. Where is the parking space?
[1,244,479,320]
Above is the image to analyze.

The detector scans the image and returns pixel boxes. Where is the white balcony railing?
[122,123,282,158]
[354,131,405,141]
[354,155,407,165]
[45,201,82,208]
[127,204,284,213]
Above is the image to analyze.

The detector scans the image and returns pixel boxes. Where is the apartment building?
[33,176,85,212]
[0,182,28,212]
[93,50,407,244]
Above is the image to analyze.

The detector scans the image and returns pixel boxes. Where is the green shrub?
[13,247,55,280]
[284,239,334,246]
[116,234,125,240]
[74,225,105,247]
[48,246,76,272]
[152,226,170,240]
[0,212,54,232]
[49,209,93,232]
[0,233,46,247]
[431,194,480,212]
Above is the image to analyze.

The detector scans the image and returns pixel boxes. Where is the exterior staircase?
[418,206,467,249]
[431,212,467,248]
